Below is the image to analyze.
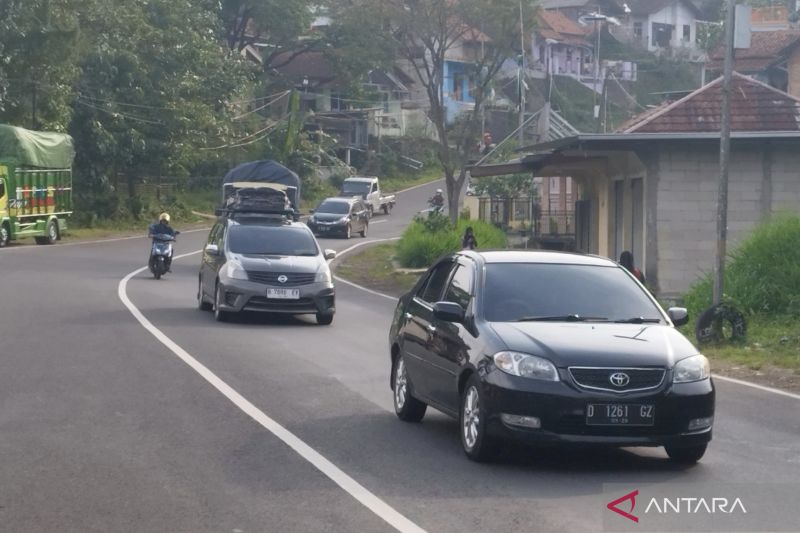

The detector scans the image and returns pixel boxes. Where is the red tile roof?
[622,72,800,133]
[536,10,591,47]
[706,30,800,72]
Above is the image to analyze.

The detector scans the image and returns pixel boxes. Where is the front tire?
[214,283,228,322]
[665,443,707,464]
[153,257,164,280]
[392,355,427,422]
[316,312,334,325]
[460,375,497,462]
[198,278,212,311]
[344,224,351,239]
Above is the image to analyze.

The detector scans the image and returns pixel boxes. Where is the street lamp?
[578,12,621,131]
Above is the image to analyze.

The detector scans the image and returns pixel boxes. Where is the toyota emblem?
[277,275,288,284]
[609,372,630,387]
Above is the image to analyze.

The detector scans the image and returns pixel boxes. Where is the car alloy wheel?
[460,375,496,461]
[214,284,228,322]
[198,278,212,311]
[392,355,426,422]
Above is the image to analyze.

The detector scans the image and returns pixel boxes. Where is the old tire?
[460,374,497,462]
[392,354,427,422]
[46,219,59,244]
[665,443,707,464]
[0,223,9,248]
[695,304,746,344]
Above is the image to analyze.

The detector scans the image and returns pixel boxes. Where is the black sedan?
[307,197,369,239]
[388,251,714,462]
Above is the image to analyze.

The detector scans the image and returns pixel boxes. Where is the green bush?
[683,214,800,318]
[396,213,507,268]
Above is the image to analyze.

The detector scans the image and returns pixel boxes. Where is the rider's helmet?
[159,212,171,223]
[436,189,443,195]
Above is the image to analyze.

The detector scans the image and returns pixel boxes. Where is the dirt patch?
[335,243,421,298]
[710,359,800,394]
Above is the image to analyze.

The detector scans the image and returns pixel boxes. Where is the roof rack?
[215,187,297,221]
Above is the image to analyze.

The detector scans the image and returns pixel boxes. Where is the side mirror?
[433,301,465,323]
[324,249,337,260]
[205,244,220,256]
[667,307,689,327]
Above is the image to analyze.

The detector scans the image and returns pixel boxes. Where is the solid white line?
[713,374,800,401]
[393,178,444,195]
[370,219,388,225]
[118,252,426,533]
[334,276,398,301]
[3,228,211,250]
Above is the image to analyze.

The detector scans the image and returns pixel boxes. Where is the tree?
[339,0,534,223]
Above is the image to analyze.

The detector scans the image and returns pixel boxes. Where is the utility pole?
[31,81,38,130]
[593,18,602,132]
[714,0,736,306]
[518,0,526,145]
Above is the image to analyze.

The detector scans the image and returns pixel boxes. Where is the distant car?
[307,197,369,239]
[388,250,714,463]
[197,215,337,325]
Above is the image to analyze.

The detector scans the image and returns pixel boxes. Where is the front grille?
[246,271,316,286]
[245,296,317,312]
[568,367,665,393]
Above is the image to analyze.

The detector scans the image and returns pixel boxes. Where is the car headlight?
[225,260,248,280]
[315,268,331,283]
[493,351,559,381]
[338,216,349,223]
[673,354,710,383]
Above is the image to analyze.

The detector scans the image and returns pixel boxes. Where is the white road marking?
[118,250,427,533]
[394,178,444,194]
[370,219,388,225]
[3,228,211,250]
[334,276,398,302]
[713,374,800,401]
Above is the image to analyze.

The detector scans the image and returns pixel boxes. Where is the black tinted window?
[444,265,473,309]
[316,200,350,214]
[483,263,662,322]
[228,225,318,256]
[418,262,454,303]
[208,223,222,245]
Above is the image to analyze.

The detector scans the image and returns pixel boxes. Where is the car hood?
[489,322,698,368]
[234,253,323,273]
[313,213,347,222]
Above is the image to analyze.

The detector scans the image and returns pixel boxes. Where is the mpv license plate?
[586,404,655,426]
[267,288,300,299]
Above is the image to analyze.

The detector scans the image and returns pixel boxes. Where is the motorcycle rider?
[148,212,176,272]
[430,189,445,209]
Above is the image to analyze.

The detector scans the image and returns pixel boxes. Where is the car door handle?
[426,324,437,333]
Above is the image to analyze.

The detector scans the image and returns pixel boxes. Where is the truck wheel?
[0,223,9,248]
[46,220,59,244]
[382,204,390,215]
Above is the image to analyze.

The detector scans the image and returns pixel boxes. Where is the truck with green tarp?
[0,124,74,247]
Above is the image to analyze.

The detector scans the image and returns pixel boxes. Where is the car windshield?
[482,263,664,323]
[341,181,370,195]
[316,200,350,214]
[228,225,319,256]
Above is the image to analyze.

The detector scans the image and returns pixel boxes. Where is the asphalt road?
[1,180,799,533]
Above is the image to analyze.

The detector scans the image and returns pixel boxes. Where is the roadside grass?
[396,214,507,268]
[678,215,800,375]
[335,243,422,298]
[381,166,442,193]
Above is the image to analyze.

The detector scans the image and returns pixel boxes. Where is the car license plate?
[318,226,328,232]
[586,404,655,426]
[267,288,300,299]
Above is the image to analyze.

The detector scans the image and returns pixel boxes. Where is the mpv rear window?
[228,225,319,256]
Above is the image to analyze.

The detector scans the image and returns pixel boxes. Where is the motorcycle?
[417,198,446,218]
[148,232,178,279]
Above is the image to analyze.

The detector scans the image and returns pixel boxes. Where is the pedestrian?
[462,226,478,250]
[619,251,645,284]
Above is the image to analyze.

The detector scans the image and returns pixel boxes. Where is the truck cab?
[340,176,395,215]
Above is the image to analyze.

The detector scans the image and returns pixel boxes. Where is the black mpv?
[388,251,714,462]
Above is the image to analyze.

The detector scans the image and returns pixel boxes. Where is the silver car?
[197,216,337,325]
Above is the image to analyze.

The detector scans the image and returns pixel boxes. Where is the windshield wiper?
[515,314,609,323]
[614,317,662,324]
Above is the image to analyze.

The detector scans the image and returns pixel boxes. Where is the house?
[608,0,703,56]
[364,69,437,140]
[706,30,800,98]
[531,10,594,80]
[442,26,492,124]
[539,0,624,24]
[470,73,800,298]
[751,5,791,32]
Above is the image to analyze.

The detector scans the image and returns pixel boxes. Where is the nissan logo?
[277,275,288,284]
[609,372,630,387]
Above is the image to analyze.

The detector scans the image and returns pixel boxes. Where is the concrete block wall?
[772,149,800,212]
